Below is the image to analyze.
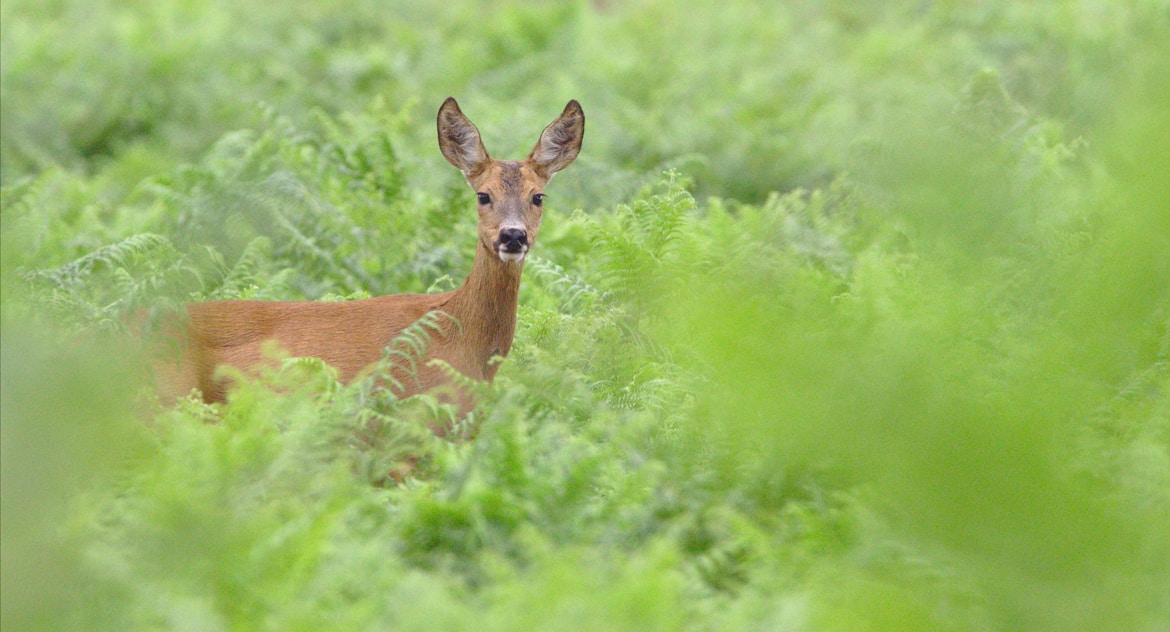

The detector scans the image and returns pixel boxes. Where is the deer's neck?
[444,242,525,380]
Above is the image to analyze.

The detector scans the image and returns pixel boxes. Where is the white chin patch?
[498,249,527,263]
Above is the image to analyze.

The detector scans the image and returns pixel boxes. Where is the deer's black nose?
[498,228,528,252]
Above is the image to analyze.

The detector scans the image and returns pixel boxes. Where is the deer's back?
[158,293,449,403]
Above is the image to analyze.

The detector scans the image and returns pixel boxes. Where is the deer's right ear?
[438,98,490,178]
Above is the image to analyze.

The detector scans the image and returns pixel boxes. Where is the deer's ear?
[438,98,490,177]
[528,100,584,177]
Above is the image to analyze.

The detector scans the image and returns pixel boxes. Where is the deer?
[153,98,584,421]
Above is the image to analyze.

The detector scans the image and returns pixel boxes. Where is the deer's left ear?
[528,100,584,177]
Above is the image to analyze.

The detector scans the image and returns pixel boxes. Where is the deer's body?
[155,99,583,412]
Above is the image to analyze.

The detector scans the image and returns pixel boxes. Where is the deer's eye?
[477,192,492,205]
[532,193,545,207]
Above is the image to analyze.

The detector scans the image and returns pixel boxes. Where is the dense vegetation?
[3,1,1168,630]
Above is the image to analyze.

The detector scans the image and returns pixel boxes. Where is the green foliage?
[3,1,1169,631]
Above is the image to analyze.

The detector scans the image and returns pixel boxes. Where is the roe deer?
[155,98,584,416]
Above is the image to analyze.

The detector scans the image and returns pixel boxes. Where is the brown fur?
[155,98,584,416]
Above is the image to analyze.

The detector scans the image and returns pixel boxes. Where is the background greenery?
[3,1,1168,630]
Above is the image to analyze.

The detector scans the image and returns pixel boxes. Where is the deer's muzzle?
[495,228,529,261]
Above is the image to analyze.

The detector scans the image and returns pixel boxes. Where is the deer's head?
[438,98,584,263]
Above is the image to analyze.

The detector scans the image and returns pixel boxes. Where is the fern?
[360,309,462,397]
[526,255,603,312]
[153,111,379,297]
[20,232,197,332]
[578,171,699,299]
[205,236,276,300]
[277,355,344,400]
[425,274,460,294]
[30,233,172,288]
[258,172,373,291]
[337,311,470,485]
[629,169,695,258]
[764,185,854,277]
[311,96,409,203]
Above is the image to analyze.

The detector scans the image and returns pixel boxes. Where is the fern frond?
[630,169,695,258]
[428,358,490,399]
[208,236,274,300]
[362,309,462,398]
[580,171,700,299]
[426,275,459,294]
[527,255,604,312]
[31,233,172,288]
[18,232,198,333]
